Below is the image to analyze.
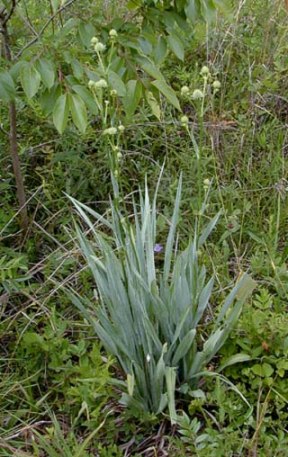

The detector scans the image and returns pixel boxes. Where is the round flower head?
[110,89,118,96]
[109,29,118,38]
[203,178,211,190]
[118,125,125,133]
[212,80,221,90]
[88,80,95,89]
[192,89,204,100]
[94,79,108,89]
[91,36,99,45]
[94,42,106,53]
[180,115,189,126]
[103,127,117,136]
[200,65,209,76]
[181,85,190,96]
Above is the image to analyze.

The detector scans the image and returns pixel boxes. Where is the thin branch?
[0,0,16,27]
[18,0,39,36]
[15,0,77,59]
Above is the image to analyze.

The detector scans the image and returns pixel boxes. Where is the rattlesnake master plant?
[69,176,255,422]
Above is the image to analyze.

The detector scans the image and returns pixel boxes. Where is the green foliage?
[69,176,255,419]
[0,308,112,442]
[32,414,107,457]
[0,248,29,292]
[0,0,230,135]
[2,0,288,454]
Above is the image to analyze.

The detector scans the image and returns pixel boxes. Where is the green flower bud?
[180,115,189,126]
[88,80,95,89]
[103,127,117,136]
[109,29,118,38]
[118,125,125,133]
[94,79,108,89]
[212,80,221,90]
[94,42,106,53]
[192,89,204,100]
[200,65,209,76]
[181,85,190,96]
[110,89,118,96]
[91,36,99,45]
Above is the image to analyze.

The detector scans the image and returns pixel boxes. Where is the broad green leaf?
[53,94,69,134]
[165,367,177,424]
[123,80,142,119]
[138,37,153,55]
[109,56,126,77]
[108,71,126,97]
[39,85,61,116]
[252,363,274,378]
[78,21,96,47]
[0,71,16,101]
[163,174,182,280]
[20,64,41,99]
[218,354,252,372]
[172,329,196,365]
[151,79,181,111]
[167,33,184,61]
[203,328,224,356]
[185,0,201,22]
[9,61,25,81]
[71,59,84,80]
[216,274,256,324]
[36,58,55,89]
[127,0,142,9]
[193,277,214,326]
[236,274,256,302]
[146,90,161,120]
[69,93,87,133]
[154,36,168,65]
[72,85,98,115]
[63,50,73,64]
[154,351,166,408]
[127,373,135,396]
[136,56,164,80]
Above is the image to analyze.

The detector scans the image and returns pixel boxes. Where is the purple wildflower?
[154,243,163,253]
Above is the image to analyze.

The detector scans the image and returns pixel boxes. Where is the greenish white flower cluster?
[91,36,106,53]
[103,125,125,136]
[109,29,118,38]
[88,78,108,91]
[180,65,221,100]
[180,115,189,126]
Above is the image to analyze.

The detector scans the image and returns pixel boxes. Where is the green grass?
[1,0,288,455]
